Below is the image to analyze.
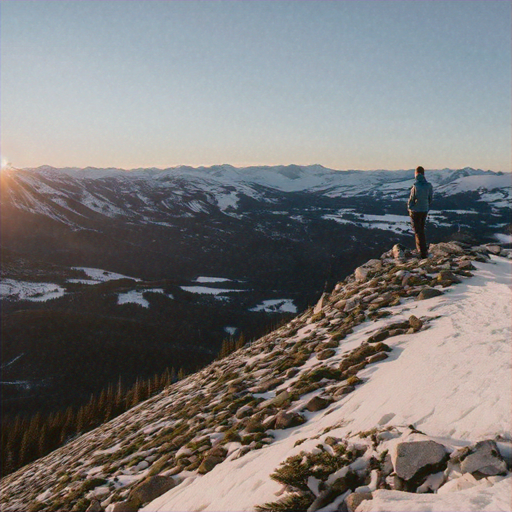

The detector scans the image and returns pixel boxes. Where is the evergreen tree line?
[0,324,286,479]
[0,366,186,478]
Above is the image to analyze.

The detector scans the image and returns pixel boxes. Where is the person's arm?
[407,185,416,210]
[428,184,433,207]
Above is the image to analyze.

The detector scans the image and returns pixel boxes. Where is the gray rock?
[458,260,476,271]
[111,498,141,512]
[305,396,333,412]
[485,244,503,255]
[393,440,449,481]
[416,287,444,301]
[131,475,176,505]
[430,242,465,256]
[345,492,373,512]
[408,315,423,332]
[460,440,508,477]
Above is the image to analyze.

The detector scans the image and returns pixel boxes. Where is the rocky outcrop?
[393,440,449,484]
[459,440,508,477]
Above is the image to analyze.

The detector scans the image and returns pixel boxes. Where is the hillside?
[1,241,510,512]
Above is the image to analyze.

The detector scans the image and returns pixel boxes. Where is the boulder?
[274,411,306,429]
[207,445,227,458]
[317,348,336,360]
[367,330,390,343]
[305,396,333,412]
[430,242,465,256]
[198,455,224,474]
[458,260,476,271]
[333,385,355,398]
[408,315,423,332]
[416,287,444,301]
[485,244,502,255]
[130,475,176,505]
[345,492,373,512]
[437,270,461,285]
[111,498,141,512]
[460,440,508,477]
[393,440,449,482]
[366,352,388,364]
[259,390,291,409]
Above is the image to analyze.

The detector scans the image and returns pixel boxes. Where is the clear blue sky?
[1,0,510,171]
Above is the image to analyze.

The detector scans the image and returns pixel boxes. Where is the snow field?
[142,256,512,512]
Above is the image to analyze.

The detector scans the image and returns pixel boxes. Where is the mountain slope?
[1,242,510,512]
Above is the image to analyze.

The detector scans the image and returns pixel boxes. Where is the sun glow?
[1,156,11,169]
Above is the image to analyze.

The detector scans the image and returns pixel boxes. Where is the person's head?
[416,166,425,176]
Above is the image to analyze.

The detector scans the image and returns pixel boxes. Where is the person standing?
[407,166,433,258]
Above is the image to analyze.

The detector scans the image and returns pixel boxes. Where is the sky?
[0,0,511,172]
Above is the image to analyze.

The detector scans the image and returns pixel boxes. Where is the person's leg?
[410,212,428,257]
[417,212,428,258]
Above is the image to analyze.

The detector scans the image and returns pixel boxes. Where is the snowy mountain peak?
[1,242,510,512]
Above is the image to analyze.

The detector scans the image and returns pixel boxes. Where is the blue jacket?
[408,175,433,212]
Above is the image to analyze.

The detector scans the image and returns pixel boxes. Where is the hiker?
[407,166,433,258]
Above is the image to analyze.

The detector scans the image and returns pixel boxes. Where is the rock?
[458,260,476,271]
[392,244,406,260]
[485,244,502,255]
[355,260,382,281]
[430,242,465,256]
[86,500,103,512]
[317,348,336,360]
[274,411,306,429]
[345,492,373,512]
[367,330,390,343]
[286,368,300,379]
[408,315,423,332]
[344,361,367,375]
[253,378,283,393]
[393,440,449,482]
[207,445,227,458]
[130,475,176,505]
[460,440,508,477]
[111,498,140,512]
[437,270,461,284]
[372,342,392,352]
[305,396,333,412]
[416,287,444,301]
[366,352,388,364]
[333,385,355,398]
[260,390,291,409]
[314,293,328,314]
[198,455,224,474]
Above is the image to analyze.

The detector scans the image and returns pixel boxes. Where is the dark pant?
[409,211,428,258]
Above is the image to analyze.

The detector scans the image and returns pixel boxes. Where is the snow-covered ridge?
[1,242,510,512]
[2,165,509,233]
